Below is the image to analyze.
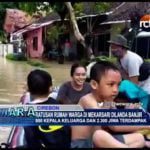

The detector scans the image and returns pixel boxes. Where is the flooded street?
[0,57,71,144]
[0,57,71,104]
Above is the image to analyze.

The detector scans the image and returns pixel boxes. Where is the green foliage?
[46,25,65,46]
[73,3,84,16]
[0,31,6,43]
[18,2,52,16]
[145,59,150,63]
[51,2,65,12]
[27,59,48,68]
[50,2,68,20]
[0,2,19,41]
[6,53,27,61]
[18,2,40,15]
[94,2,111,13]
[94,56,117,63]
[72,2,111,16]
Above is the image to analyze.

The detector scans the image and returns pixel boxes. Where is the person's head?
[108,34,129,58]
[27,69,52,97]
[90,61,122,101]
[70,62,87,86]
[138,62,150,82]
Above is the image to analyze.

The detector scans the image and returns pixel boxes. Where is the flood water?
[0,57,72,143]
[0,57,71,104]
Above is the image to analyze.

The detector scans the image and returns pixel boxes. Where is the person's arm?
[109,125,150,133]
[127,58,142,84]
[56,83,71,104]
[129,76,139,84]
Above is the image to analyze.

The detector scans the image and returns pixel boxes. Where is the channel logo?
[140,15,150,28]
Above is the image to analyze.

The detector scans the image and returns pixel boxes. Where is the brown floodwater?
[0,57,71,104]
[0,57,72,144]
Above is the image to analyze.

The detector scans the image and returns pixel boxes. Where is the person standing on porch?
[64,39,71,58]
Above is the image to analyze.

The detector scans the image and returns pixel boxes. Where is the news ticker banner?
[0,104,149,126]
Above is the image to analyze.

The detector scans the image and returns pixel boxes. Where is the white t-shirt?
[120,51,143,77]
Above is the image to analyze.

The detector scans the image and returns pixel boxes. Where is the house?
[12,2,133,59]
[12,12,111,59]
[11,12,61,58]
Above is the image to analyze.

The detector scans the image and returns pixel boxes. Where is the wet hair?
[70,62,86,77]
[90,61,120,82]
[27,69,52,96]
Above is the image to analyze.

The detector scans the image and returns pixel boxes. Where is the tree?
[10,2,111,59]
[65,2,85,45]
[18,2,52,17]
[56,2,111,59]
[0,2,19,42]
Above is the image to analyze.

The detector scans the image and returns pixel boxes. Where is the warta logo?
[140,15,150,28]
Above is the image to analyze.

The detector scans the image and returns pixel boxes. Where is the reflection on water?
[0,57,71,104]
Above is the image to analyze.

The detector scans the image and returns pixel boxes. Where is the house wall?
[26,27,44,58]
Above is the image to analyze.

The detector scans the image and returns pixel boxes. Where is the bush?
[27,59,48,68]
[93,56,117,63]
[6,53,27,61]
[145,59,150,62]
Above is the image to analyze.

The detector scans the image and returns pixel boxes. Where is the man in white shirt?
[108,34,143,84]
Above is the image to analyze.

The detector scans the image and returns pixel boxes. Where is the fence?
[0,44,13,57]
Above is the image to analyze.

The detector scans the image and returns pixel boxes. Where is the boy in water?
[71,61,149,148]
[24,69,71,148]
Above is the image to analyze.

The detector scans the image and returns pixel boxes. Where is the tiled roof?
[105,2,150,22]
[12,2,126,35]
[78,2,122,15]
[34,12,60,24]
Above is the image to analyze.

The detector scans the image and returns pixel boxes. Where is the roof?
[100,20,131,25]
[78,2,122,15]
[13,19,60,36]
[101,2,150,24]
[35,12,60,24]
[12,2,124,36]
[12,12,110,36]
[76,12,111,20]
